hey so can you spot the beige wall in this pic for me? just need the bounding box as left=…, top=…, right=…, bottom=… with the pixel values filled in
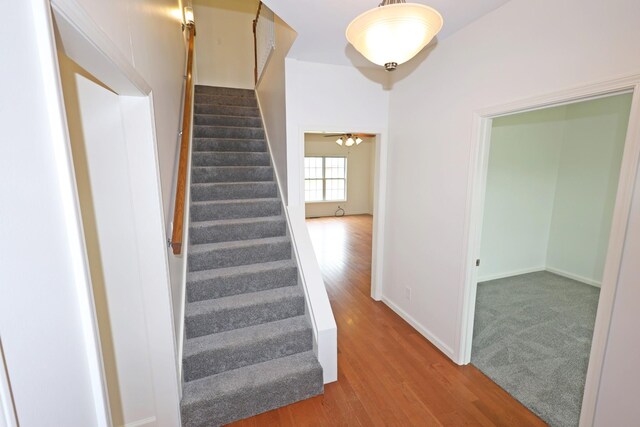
left=256, top=15, right=297, bottom=202
left=479, top=94, right=632, bottom=285
left=304, top=134, right=374, bottom=218
left=57, top=53, right=125, bottom=426
left=193, top=0, right=259, bottom=89
left=384, top=0, right=640, bottom=363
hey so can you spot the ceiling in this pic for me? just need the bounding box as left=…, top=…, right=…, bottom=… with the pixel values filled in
left=264, top=0, right=511, bottom=68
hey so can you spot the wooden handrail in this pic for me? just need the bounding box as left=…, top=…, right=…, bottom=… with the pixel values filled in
left=252, top=2, right=263, bottom=84
left=171, top=23, right=196, bottom=255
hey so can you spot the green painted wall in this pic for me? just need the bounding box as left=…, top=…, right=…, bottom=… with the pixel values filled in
left=479, top=93, right=632, bottom=285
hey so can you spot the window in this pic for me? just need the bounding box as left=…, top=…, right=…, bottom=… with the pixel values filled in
left=304, top=156, right=347, bottom=202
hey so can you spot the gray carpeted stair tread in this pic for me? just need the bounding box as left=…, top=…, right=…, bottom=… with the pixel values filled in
left=194, top=114, right=263, bottom=128
left=188, top=236, right=291, bottom=271
left=185, top=285, right=305, bottom=338
left=190, top=216, right=287, bottom=245
left=195, top=93, right=258, bottom=107
left=191, top=215, right=285, bottom=228
left=191, top=182, right=278, bottom=201
left=192, top=165, right=273, bottom=183
left=194, top=104, right=260, bottom=117
left=190, top=236, right=290, bottom=253
left=192, top=151, right=271, bottom=166
left=193, top=138, right=267, bottom=152
left=183, top=316, right=312, bottom=381
left=190, top=198, right=281, bottom=221
left=181, top=350, right=323, bottom=427
left=195, top=85, right=255, bottom=97
left=182, top=85, right=323, bottom=425
left=186, top=260, right=298, bottom=302
left=193, top=125, right=265, bottom=140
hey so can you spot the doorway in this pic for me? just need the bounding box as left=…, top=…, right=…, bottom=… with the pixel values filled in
left=460, top=84, right=640, bottom=427
left=303, top=132, right=377, bottom=295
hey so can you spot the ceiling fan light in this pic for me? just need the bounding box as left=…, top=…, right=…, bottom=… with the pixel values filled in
left=346, top=3, right=443, bottom=70
left=336, top=137, right=344, bottom=146
left=346, top=137, right=355, bottom=147
left=355, top=137, right=363, bottom=145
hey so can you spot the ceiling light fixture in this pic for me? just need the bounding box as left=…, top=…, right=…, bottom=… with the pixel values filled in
left=328, top=133, right=374, bottom=147
left=346, top=0, right=443, bottom=71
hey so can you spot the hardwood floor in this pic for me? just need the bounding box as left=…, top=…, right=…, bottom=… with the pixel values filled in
left=230, top=215, right=545, bottom=426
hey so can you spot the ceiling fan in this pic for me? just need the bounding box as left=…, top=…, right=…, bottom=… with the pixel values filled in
left=324, top=133, right=376, bottom=147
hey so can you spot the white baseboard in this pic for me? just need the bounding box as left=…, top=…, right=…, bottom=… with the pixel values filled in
left=381, top=296, right=455, bottom=361
left=124, top=416, right=156, bottom=427
left=478, top=266, right=545, bottom=283
left=545, top=267, right=601, bottom=288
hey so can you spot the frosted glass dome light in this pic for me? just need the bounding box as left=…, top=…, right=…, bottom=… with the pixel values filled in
left=346, top=0, right=443, bottom=71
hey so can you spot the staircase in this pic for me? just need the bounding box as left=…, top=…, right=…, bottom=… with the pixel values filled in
left=180, top=85, right=323, bottom=426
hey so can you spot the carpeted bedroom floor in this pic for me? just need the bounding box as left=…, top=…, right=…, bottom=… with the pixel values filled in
left=471, top=271, right=600, bottom=427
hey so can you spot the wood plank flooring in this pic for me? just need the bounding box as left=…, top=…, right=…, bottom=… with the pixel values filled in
left=230, top=215, right=545, bottom=426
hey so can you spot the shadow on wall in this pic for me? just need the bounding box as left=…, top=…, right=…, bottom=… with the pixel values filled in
left=57, top=52, right=124, bottom=427
left=344, top=38, right=440, bottom=90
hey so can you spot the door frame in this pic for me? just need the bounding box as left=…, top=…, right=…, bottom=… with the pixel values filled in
left=297, top=128, right=389, bottom=301
left=457, top=73, right=640, bottom=426
left=50, top=0, right=182, bottom=424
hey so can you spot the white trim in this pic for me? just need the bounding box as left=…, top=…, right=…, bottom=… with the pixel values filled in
left=382, top=297, right=455, bottom=360
left=51, top=0, right=151, bottom=96
left=476, top=266, right=602, bottom=287
left=175, top=63, right=195, bottom=391
left=298, top=127, right=388, bottom=301
left=0, top=340, right=17, bottom=427
left=124, top=416, right=156, bottom=427
left=580, top=83, right=640, bottom=427
left=51, top=1, right=183, bottom=422
left=477, top=266, right=546, bottom=283
left=255, top=95, right=338, bottom=384
left=456, top=74, right=640, bottom=427
left=38, top=2, right=111, bottom=425
left=545, top=267, right=602, bottom=288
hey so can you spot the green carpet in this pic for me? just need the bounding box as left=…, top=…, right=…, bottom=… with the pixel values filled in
left=472, top=271, right=600, bottom=427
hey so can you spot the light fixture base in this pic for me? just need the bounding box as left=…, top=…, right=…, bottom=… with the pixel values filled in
left=384, top=62, right=398, bottom=71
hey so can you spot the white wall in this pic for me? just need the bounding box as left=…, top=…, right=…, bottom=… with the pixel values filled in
left=59, top=59, right=161, bottom=425
left=58, top=55, right=133, bottom=426
left=256, top=16, right=297, bottom=203
left=52, top=0, right=189, bottom=345
left=193, top=0, right=258, bottom=89
left=0, top=1, right=108, bottom=424
left=285, top=60, right=390, bottom=210
left=478, top=95, right=631, bottom=284
left=384, top=0, right=640, bottom=364
left=304, top=134, right=374, bottom=218
left=479, top=107, right=565, bottom=280
left=546, top=94, right=632, bottom=284
left=593, top=144, right=640, bottom=424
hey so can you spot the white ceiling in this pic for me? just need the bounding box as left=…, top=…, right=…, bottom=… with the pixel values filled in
left=265, top=0, right=511, bottom=67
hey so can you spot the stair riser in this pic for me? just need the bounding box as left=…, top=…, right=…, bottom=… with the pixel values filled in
left=191, top=183, right=277, bottom=201
left=193, top=152, right=270, bottom=167
left=195, top=94, right=258, bottom=107
left=188, top=240, right=291, bottom=272
left=192, top=167, right=273, bottom=183
left=190, top=220, right=286, bottom=245
left=191, top=201, right=281, bottom=222
left=194, top=115, right=263, bottom=128
left=183, top=328, right=313, bottom=382
left=194, top=126, right=265, bottom=140
left=194, top=104, right=260, bottom=117
left=193, top=138, right=266, bottom=153
left=181, top=364, right=323, bottom=427
left=185, top=294, right=304, bottom=338
left=195, top=86, right=255, bottom=98
left=187, top=265, right=298, bottom=302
